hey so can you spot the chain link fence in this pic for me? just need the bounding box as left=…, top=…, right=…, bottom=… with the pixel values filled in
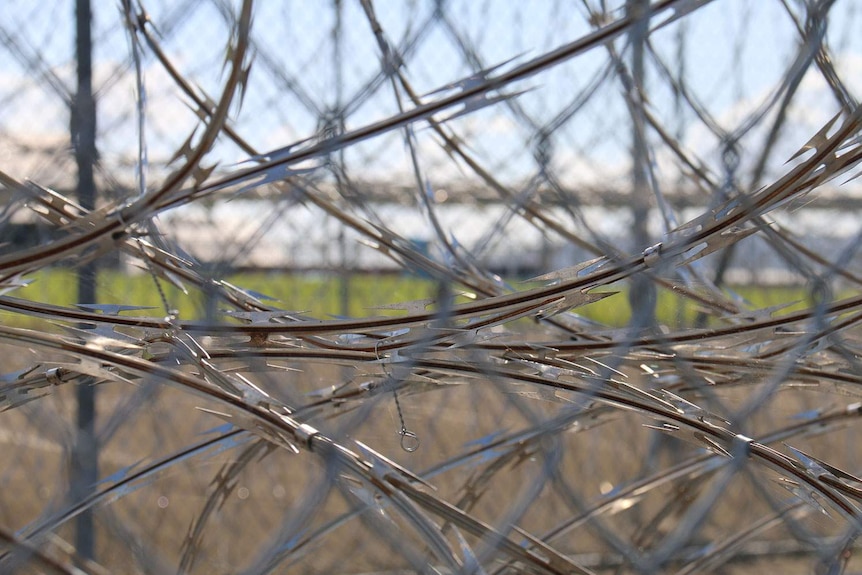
left=2, top=1, right=862, bottom=573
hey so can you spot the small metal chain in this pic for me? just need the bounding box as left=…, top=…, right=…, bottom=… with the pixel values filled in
left=376, top=340, right=420, bottom=452
left=392, top=389, right=419, bottom=452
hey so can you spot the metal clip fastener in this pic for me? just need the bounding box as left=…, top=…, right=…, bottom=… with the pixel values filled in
left=295, top=423, right=320, bottom=449
left=643, top=242, right=662, bottom=267
left=45, top=368, right=63, bottom=386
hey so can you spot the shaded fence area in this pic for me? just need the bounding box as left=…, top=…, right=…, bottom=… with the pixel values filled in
left=2, top=1, right=862, bottom=573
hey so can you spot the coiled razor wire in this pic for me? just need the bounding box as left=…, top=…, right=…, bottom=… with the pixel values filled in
left=0, top=1, right=861, bottom=573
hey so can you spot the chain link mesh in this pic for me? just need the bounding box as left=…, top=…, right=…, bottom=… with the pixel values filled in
left=1, top=1, right=862, bottom=573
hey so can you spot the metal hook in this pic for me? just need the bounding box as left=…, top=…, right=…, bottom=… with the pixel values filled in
left=399, top=426, right=420, bottom=452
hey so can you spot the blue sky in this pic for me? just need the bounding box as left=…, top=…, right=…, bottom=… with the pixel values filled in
left=0, top=0, right=860, bottom=194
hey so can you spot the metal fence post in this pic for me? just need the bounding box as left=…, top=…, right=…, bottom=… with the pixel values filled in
left=72, top=0, right=98, bottom=562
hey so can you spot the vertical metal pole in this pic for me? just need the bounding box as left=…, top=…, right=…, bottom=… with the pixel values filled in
left=628, top=0, right=649, bottom=250
left=333, top=0, right=350, bottom=319
left=72, top=0, right=98, bottom=562
left=626, top=0, right=656, bottom=328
